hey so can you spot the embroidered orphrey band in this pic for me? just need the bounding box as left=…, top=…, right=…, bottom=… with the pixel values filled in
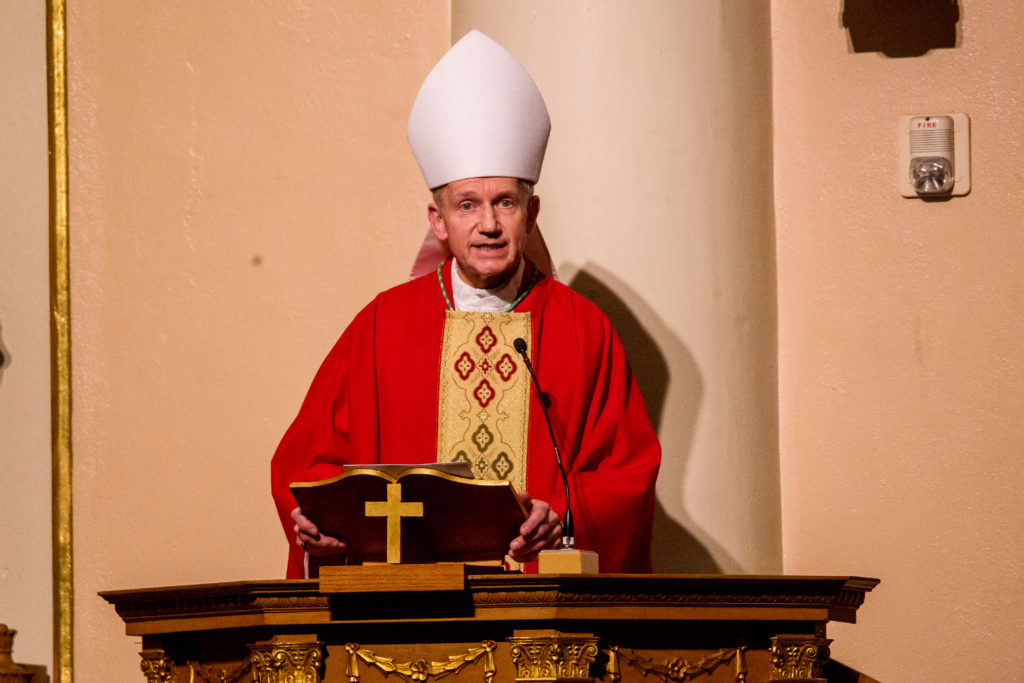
left=436, top=311, right=531, bottom=493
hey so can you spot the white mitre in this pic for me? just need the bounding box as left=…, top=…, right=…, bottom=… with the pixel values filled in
left=407, top=30, right=555, bottom=279
left=407, top=30, right=550, bottom=189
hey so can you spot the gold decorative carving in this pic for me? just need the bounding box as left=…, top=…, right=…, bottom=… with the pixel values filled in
left=768, top=636, right=831, bottom=682
left=0, top=625, right=32, bottom=682
left=605, top=645, right=747, bottom=683
left=508, top=634, right=599, bottom=682
left=140, top=649, right=174, bottom=683
left=344, top=641, right=496, bottom=683
left=188, top=659, right=252, bottom=683
left=250, top=642, right=324, bottom=683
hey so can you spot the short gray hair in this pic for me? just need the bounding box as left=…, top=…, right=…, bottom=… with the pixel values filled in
left=432, top=179, right=535, bottom=208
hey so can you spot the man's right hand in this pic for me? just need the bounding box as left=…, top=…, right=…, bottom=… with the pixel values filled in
left=291, top=507, right=346, bottom=556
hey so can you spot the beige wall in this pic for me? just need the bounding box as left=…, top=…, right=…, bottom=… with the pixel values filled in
left=67, top=2, right=448, bottom=678
left=67, top=1, right=777, bottom=676
left=66, top=2, right=781, bottom=675
left=54, top=0, right=1024, bottom=680
left=773, top=1, right=1024, bottom=680
left=453, top=0, right=780, bottom=575
left=0, top=0, right=53, bottom=671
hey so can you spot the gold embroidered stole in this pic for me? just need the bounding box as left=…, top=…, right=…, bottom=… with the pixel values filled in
left=436, top=311, right=531, bottom=491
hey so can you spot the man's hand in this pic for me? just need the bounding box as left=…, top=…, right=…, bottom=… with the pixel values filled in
left=291, top=507, right=346, bottom=556
left=508, top=492, right=563, bottom=563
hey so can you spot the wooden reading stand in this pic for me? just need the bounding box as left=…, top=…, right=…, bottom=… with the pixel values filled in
left=290, top=464, right=528, bottom=571
left=102, top=468, right=880, bottom=682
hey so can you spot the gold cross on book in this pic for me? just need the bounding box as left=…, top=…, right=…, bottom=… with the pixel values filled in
left=364, top=483, right=424, bottom=563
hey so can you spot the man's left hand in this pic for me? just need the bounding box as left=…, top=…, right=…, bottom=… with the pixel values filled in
left=508, top=492, right=562, bottom=563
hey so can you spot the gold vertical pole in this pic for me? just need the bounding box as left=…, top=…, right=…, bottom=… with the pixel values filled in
left=47, top=0, right=73, bottom=681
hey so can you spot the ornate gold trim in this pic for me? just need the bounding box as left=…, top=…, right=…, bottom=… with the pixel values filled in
left=344, top=641, right=496, bottom=683
left=47, top=1, right=73, bottom=682
left=140, top=649, right=174, bottom=683
left=768, top=636, right=831, bottom=682
left=436, top=311, right=531, bottom=490
left=508, top=634, right=598, bottom=682
left=250, top=641, right=324, bottom=683
left=605, top=645, right=747, bottom=683
left=188, top=659, right=252, bottom=683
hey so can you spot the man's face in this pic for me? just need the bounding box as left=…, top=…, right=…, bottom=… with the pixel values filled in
left=428, top=177, right=540, bottom=290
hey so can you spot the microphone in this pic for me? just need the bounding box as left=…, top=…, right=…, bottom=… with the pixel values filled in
left=513, top=337, right=575, bottom=549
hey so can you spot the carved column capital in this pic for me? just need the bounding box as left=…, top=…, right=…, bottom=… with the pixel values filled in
left=139, top=648, right=174, bottom=683
left=0, top=624, right=32, bottom=682
left=508, top=631, right=599, bottom=683
left=249, top=641, right=324, bottom=683
left=768, top=635, right=832, bottom=682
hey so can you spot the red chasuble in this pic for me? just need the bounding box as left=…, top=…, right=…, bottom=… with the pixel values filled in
left=271, top=260, right=661, bottom=578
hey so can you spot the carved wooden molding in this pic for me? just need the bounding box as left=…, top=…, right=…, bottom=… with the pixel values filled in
left=139, top=649, right=174, bottom=683
left=102, top=576, right=878, bottom=628
left=188, top=659, right=252, bottom=683
left=768, top=635, right=831, bottom=682
left=105, top=581, right=330, bottom=623
left=250, top=641, right=324, bottom=683
left=476, top=590, right=859, bottom=606
left=605, top=645, right=747, bottom=683
left=343, top=641, right=496, bottom=683
left=471, top=582, right=875, bottom=617
left=508, top=633, right=599, bottom=682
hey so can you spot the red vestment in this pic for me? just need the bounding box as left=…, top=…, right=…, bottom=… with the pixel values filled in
left=271, top=261, right=661, bottom=578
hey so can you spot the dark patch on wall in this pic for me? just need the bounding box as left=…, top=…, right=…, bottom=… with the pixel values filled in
left=843, top=0, right=959, bottom=57
left=0, top=322, right=9, bottom=387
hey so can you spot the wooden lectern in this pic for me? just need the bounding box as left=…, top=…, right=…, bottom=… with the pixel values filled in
left=102, top=571, right=878, bottom=683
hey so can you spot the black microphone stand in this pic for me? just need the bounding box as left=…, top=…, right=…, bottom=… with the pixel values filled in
left=513, top=337, right=574, bottom=548
left=513, top=338, right=599, bottom=573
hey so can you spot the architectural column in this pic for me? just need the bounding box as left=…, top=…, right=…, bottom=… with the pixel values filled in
left=452, top=1, right=779, bottom=573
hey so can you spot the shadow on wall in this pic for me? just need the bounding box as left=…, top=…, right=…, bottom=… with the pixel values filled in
left=567, top=265, right=724, bottom=574
left=843, top=0, right=960, bottom=57
left=0, top=322, right=9, bottom=387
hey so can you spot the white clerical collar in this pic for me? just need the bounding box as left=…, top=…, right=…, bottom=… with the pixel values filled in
left=451, top=259, right=524, bottom=312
